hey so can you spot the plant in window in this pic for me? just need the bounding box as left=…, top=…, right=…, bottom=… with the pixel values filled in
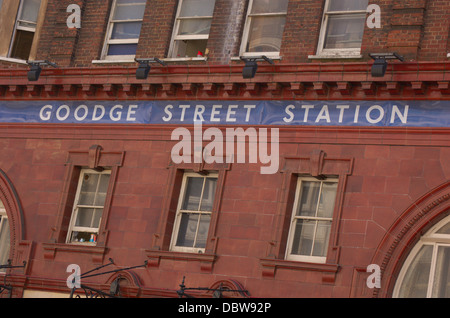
left=66, top=169, right=111, bottom=245
left=169, top=0, right=216, bottom=58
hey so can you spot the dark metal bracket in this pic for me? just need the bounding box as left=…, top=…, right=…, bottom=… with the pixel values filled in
left=0, top=260, right=27, bottom=298
left=177, top=276, right=250, bottom=298
left=69, top=258, right=148, bottom=298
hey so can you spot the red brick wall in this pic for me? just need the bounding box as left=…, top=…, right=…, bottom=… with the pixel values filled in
left=2, top=0, right=443, bottom=68
left=0, top=123, right=448, bottom=297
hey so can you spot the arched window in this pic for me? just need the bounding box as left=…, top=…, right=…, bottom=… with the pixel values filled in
left=394, top=214, right=450, bottom=298
left=0, top=199, right=10, bottom=272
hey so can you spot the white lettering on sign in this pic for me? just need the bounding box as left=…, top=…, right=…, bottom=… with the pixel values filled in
left=39, top=104, right=138, bottom=122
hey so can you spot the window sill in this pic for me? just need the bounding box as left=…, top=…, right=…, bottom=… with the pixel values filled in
left=92, top=59, right=136, bottom=64
left=260, top=258, right=339, bottom=283
left=145, top=249, right=216, bottom=272
left=163, top=57, right=207, bottom=62
left=42, top=242, right=107, bottom=264
left=308, top=53, right=363, bottom=60
left=231, top=55, right=282, bottom=62
left=0, top=56, right=29, bottom=65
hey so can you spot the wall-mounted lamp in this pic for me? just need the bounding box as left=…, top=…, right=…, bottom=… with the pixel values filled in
left=27, top=60, right=58, bottom=81
left=135, top=58, right=167, bottom=80
left=240, top=55, right=274, bottom=79
left=369, top=53, right=404, bottom=77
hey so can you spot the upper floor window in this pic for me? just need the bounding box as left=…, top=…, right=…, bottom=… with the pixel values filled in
left=168, top=0, right=216, bottom=59
left=394, top=215, right=450, bottom=298
left=240, top=0, right=289, bottom=57
left=0, top=0, right=42, bottom=61
left=316, top=0, right=368, bottom=57
left=285, top=177, right=338, bottom=263
left=102, top=0, right=146, bottom=60
left=66, top=169, right=111, bottom=245
left=0, top=200, right=10, bottom=272
left=170, top=172, right=218, bottom=253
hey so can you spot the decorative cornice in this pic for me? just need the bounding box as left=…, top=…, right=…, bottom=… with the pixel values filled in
left=0, top=62, right=447, bottom=100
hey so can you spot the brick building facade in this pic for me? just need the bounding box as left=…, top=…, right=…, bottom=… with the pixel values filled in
left=0, top=0, right=449, bottom=298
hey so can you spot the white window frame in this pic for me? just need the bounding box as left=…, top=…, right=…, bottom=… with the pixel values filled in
left=393, top=215, right=450, bottom=298
left=285, top=177, right=338, bottom=264
left=0, top=204, right=10, bottom=272
left=170, top=171, right=218, bottom=254
left=239, top=0, right=288, bottom=58
left=100, top=0, right=145, bottom=61
left=167, top=0, right=214, bottom=60
left=8, top=0, right=41, bottom=60
left=314, top=0, right=367, bottom=58
left=66, top=169, right=111, bottom=245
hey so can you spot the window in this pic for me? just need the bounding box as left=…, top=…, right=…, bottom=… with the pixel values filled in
left=168, top=0, right=215, bottom=59
left=285, top=177, right=338, bottom=263
left=102, top=0, right=146, bottom=60
left=0, top=200, right=10, bottom=272
left=394, top=215, right=450, bottom=298
left=8, top=0, right=42, bottom=60
left=316, top=0, right=368, bottom=57
left=170, top=172, right=218, bottom=253
left=66, top=169, right=111, bottom=245
left=240, top=0, right=288, bottom=57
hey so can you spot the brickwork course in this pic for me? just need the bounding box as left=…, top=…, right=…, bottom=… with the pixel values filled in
left=0, top=0, right=449, bottom=299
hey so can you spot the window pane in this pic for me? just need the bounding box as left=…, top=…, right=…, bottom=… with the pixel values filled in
left=75, top=208, right=95, bottom=227
left=182, top=177, right=204, bottom=211
left=200, top=178, right=217, bottom=211
left=323, top=15, right=365, bottom=49
left=111, top=21, right=142, bottom=39
left=79, top=173, right=99, bottom=206
left=297, top=181, right=320, bottom=217
left=172, top=39, right=208, bottom=58
left=251, top=0, right=289, bottom=14
left=312, top=221, right=331, bottom=257
left=398, top=245, right=433, bottom=298
left=179, top=0, right=215, bottom=17
left=328, top=0, right=368, bottom=11
left=19, top=0, right=41, bottom=23
left=10, top=30, right=34, bottom=60
left=194, top=214, right=211, bottom=248
left=317, top=182, right=337, bottom=218
left=94, top=174, right=110, bottom=206
left=176, top=213, right=199, bottom=247
left=75, top=208, right=103, bottom=228
left=290, top=219, right=315, bottom=256
left=0, top=216, right=10, bottom=270
left=113, top=3, right=145, bottom=20
left=246, top=15, right=285, bottom=53
left=431, top=246, right=450, bottom=298
left=436, top=222, right=450, bottom=234
left=178, top=18, right=212, bottom=36
left=108, top=43, right=138, bottom=55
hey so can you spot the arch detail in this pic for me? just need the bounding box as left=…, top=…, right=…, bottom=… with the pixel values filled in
left=371, top=180, right=450, bottom=297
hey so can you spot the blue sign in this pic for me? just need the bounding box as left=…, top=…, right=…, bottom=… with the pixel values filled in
left=0, top=100, right=448, bottom=127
